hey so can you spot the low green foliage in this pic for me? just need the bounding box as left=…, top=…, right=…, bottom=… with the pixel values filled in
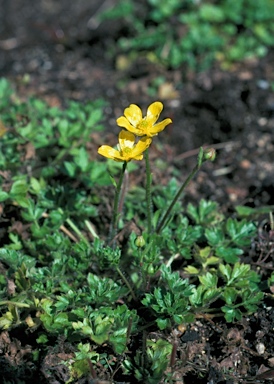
left=99, top=0, right=274, bottom=71
left=123, top=338, right=173, bottom=384
left=0, top=79, right=270, bottom=382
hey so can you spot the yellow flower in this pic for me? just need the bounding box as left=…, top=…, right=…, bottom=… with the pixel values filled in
left=116, top=101, right=172, bottom=137
left=98, top=130, right=152, bottom=162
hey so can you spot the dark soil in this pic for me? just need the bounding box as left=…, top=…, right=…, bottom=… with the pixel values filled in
left=1, top=1, right=274, bottom=383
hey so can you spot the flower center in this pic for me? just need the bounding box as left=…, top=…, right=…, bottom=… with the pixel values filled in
left=137, top=119, right=149, bottom=133
left=122, top=147, right=132, bottom=155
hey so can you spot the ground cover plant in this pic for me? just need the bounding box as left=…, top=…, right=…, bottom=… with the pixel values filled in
left=100, top=0, right=274, bottom=71
left=1, top=78, right=274, bottom=383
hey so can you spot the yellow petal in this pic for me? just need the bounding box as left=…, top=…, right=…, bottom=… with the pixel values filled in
left=116, top=116, right=140, bottom=135
left=98, top=145, right=124, bottom=162
left=124, top=104, right=143, bottom=127
left=118, top=130, right=135, bottom=150
left=149, top=118, right=172, bottom=135
left=133, top=154, right=143, bottom=160
left=147, top=102, right=163, bottom=124
left=131, top=136, right=152, bottom=158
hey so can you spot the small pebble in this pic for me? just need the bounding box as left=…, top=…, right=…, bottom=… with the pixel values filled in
left=257, top=79, right=269, bottom=90
left=256, top=342, right=265, bottom=355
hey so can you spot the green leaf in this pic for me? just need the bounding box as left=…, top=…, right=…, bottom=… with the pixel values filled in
left=73, top=147, right=89, bottom=172
left=0, top=190, right=9, bottom=202
left=203, top=288, right=220, bottom=303
left=0, top=311, right=14, bottom=330
left=219, top=262, right=254, bottom=287
left=184, top=265, right=200, bottom=274
left=219, top=264, right=232, bottom=282
left=243, top=291, right=263, bottom=312
left=199, top=4, right=225, bottom=22
left=0, top=249, right=36, bottom=270
left=235, top=205, right=274, bottom=218
left=187, top=199, right=221, bottom=225
left=221, top=306, right=242, bottom=322
left=55, top=295, right=70, bottom=311
left=10, top=179, right=28, bottom=196
left=91, top=332, right=109, bottom=345
left=198, top=246, right=211, bottom=260
left=86, top=273, right=127, bottom=304
left=40, top=299, right=54, bottom=315
left=230, top=263, right=250, bottom=282
left=199, top=272, right=218, bottom=288
left=30, top=177, right=43, bottom=194
left=87, top=108, right=103, bottom=128
left=36, top=334, right=49, bottom=344
left=64, top=161, right=76, bottom=177
left=160, top=265, right=193, bottom=296
left=226, top=218, right=256, bottom=246
left=156, top=318, right=170, bottom=331
left=222, top=287, right=237, bottom=305
left=109, top=330, right=127, bottom=354
left=0, top=78, right=13, bottom=101
left=216, top=246, right=243, bottom=263
left=186, top=203, right=199, bottom=223
left=54, top=312, right=69, bottom=326
left=205, top=227, right=224, bottom=246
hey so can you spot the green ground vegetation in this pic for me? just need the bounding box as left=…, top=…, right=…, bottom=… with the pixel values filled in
left=99, top=0, right=274, bottom=71
left=0, top=78, right=273, bottom=382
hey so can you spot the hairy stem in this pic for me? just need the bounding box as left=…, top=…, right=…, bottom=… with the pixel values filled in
left=108, top=161, right=127, bottom=245
left=116, top=266, right=137, bottom=301
left=156, top=162, right=201, bottom=234
left=145, top=149, right=153, bottom=234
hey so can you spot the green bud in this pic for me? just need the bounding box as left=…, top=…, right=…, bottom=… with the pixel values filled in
left=203, top=148, right=216, bottom=162
left=146, top=264, right=155, bottom=275
left=135, top=235, right=146, bottom=248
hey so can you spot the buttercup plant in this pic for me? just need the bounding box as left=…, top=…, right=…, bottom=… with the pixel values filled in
left=98, top=101, right=215, bottom=248
left=0, top=83, right=266, bottom=382
left=118, top=101, right=172, bottom=234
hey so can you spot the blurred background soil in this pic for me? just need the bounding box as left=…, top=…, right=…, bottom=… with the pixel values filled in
left=0, top=0, right=274, bottom=211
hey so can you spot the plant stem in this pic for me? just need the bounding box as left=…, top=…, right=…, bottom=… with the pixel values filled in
left=108, top=161, right=127, bottom=245
left=0, top=301, right=31, bottom=308
left=66, top=217, right=89, bottom=244
left=138, top=247, right=147, bottom=291
left=156, top=162, right=201, bottom=234
left=145, top=149, right=153, bottom=234
left=116, top=266, right=137, bottom=301
left=84, top=220, right=99, bottom=239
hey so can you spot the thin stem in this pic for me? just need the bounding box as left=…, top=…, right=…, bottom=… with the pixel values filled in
left=84, top=220, right=99, bottom=239
left=0, top=301, right=31, bottom=308
left=138, top=247, right=147, bottom=291
left=156, top=162, right=201, bottom=234
left=108, top=161, right=127, bottom=245
left=66, top=217, right=89, bottom=244
left=116, top=266, right=137, bottom=301
left=141, top=330, right=147, bottom=371
left=145, top=149, right=153, bottom=234
left=118, top=169, right=128, bottom=216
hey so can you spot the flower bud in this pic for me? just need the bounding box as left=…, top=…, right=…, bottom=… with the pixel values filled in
left=203, top=148, right=216, bottom=162
left=146, top=264, right=155, bottom=275
left=135, top=235, right=146, bottom=248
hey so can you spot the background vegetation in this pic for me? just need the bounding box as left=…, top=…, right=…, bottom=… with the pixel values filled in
left=100, top=0, right=274, bottom=71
